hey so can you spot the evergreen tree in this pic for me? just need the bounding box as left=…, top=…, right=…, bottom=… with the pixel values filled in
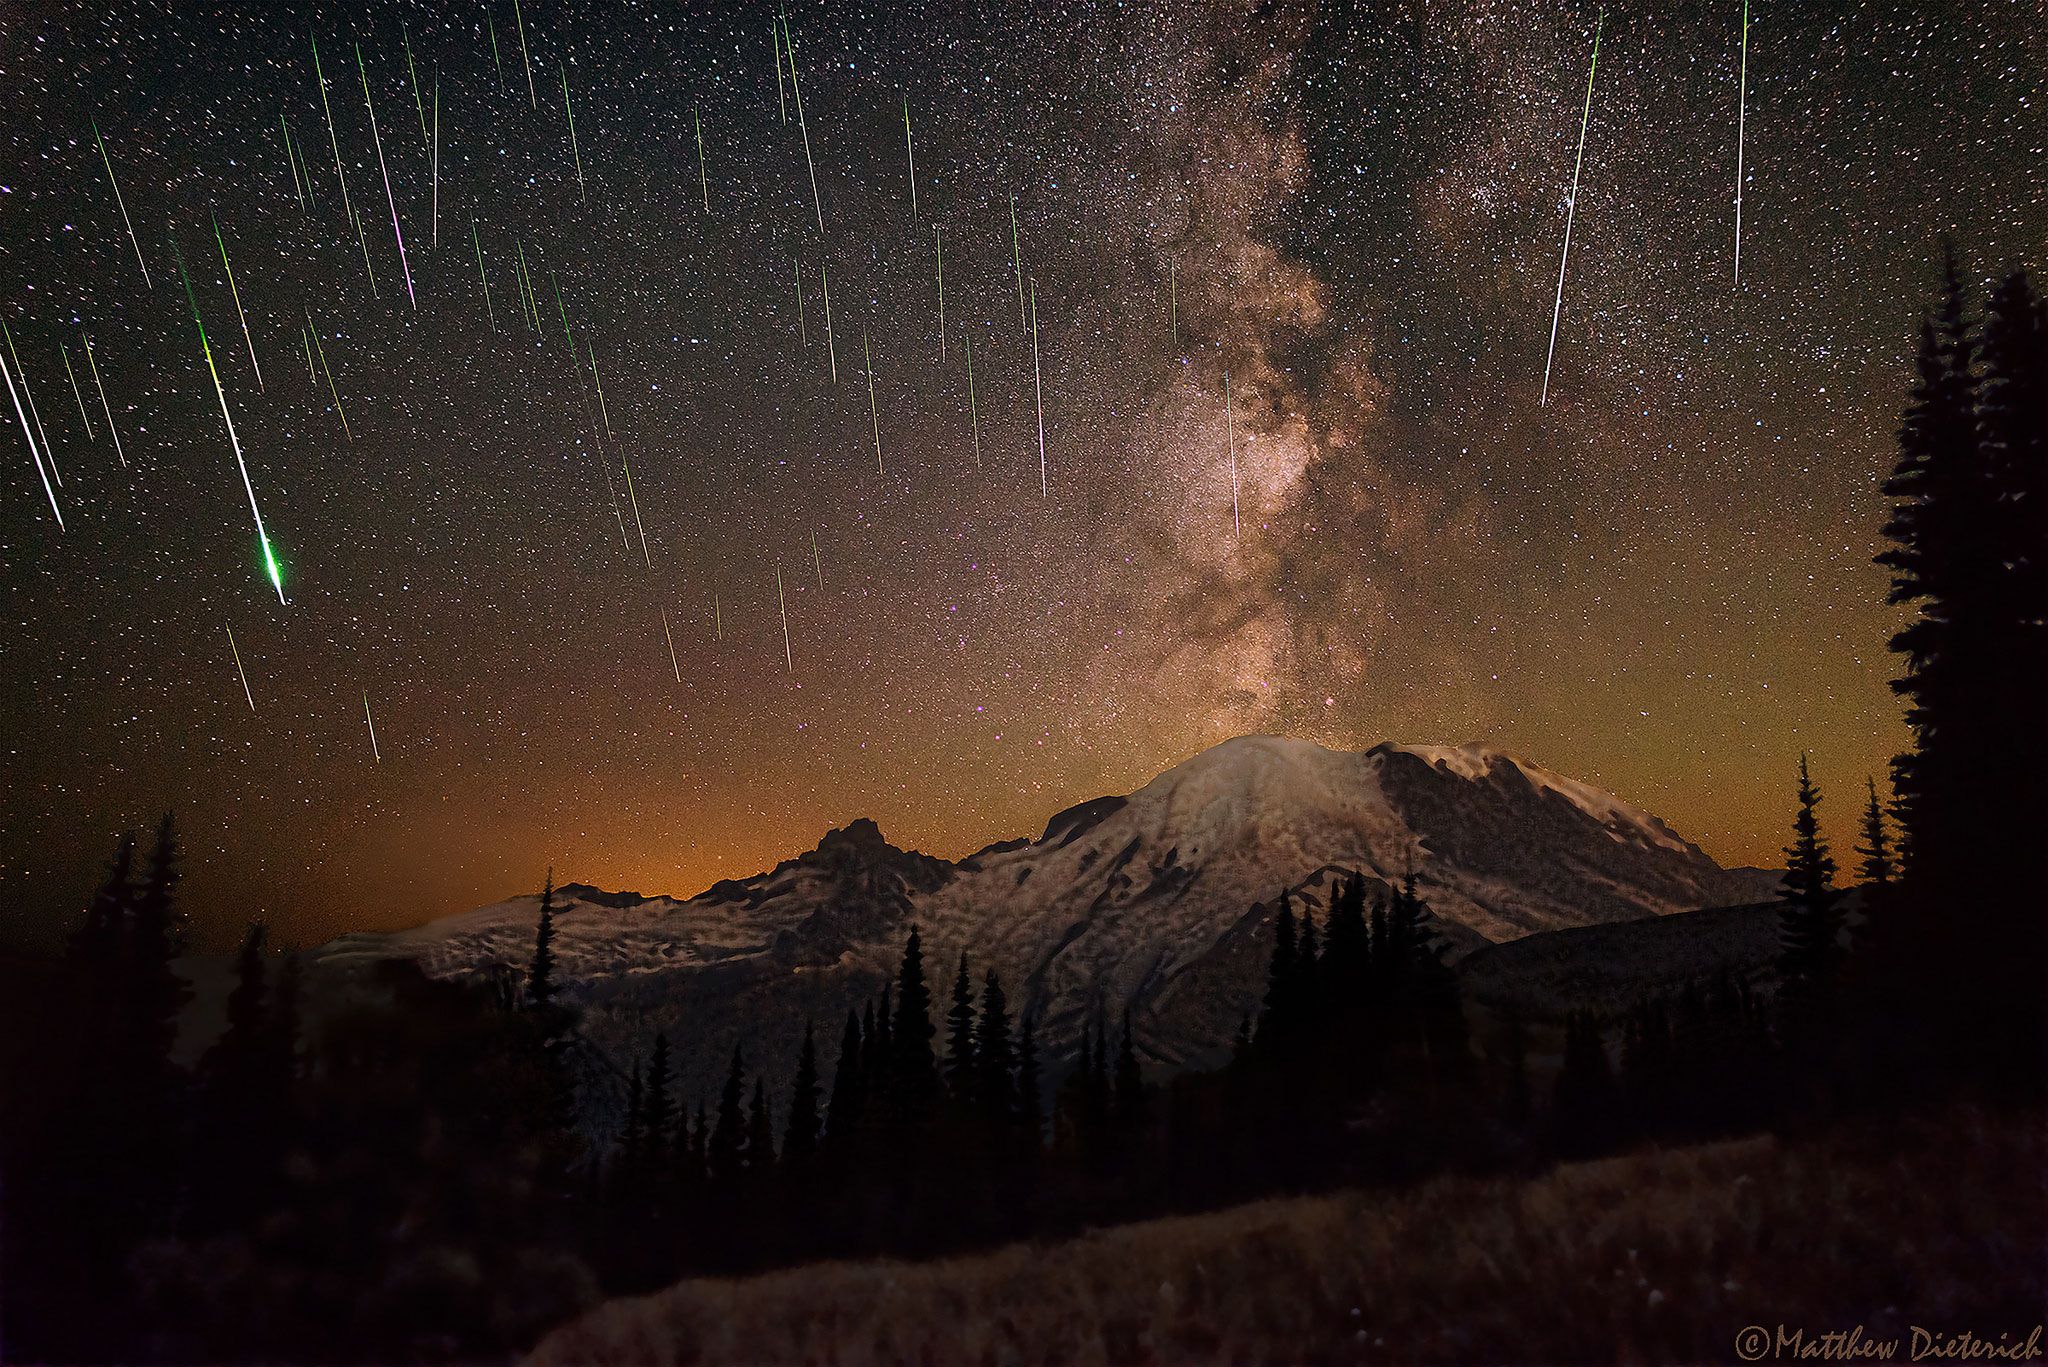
left=745, top=1078, right=776, bottom=1173
left=783, top=1021, right=821, bottom=1165
left=975, top=970, right=1015, bottom=1127
left=708, top=1045, right=747, bottom=1180
left=1296, top=909, right=1321, bottom=997
left=68, top=832, right=134, bottom=970
left=825, top=1008, right=864, bottom=1143
left=126, top=813, right=189, bottom=1083
left=528, top=867, right=558, bottom=1008
left=889, top=929, right=939, bottom=1114
left=944, top=950, right=976, bottom=1098
left=1778, top=755, right=1844, bottom=990
left=1855, top=776, right=1895, bottom=887
left=1257, top=890, right=1298, bottom=1049
left=619, top=1061, right=647, bottom=1183
left=1321, top=873, right=1369, bottom=999
left=643, top=1033, right=674, bottom=1153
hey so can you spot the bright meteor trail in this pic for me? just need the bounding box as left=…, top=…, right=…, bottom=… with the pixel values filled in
left=1540, top=10, right=1603, bottom=407
left=1734, top=0, right=1751, bottom=285
left=225, top=623, right=255, bottom=712
left=91, top=118, right=151, bottom=289
left=212, top=212, right=263, bottom=393
left=356, top=43, right=417, bottom=309
left=174, top=238, right=286, bottom=604
left=1, top=347, right=61, bottom=530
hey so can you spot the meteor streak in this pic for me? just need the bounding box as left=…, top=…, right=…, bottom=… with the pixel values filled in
left=810, top=529, right=823, bottom=590
left=3, top=324, right=56, bottom=484
left=1733, top=0, right=1750, bottom=285
left=589, top=344, right=614, bottom=436
left=281, top=115, right=306, bottom=209
left=775, top=567, right=794, bottom=671
left=432, top=75, right=440, bottom=246
left=1010, top=195, right=1026, bottom=327
left=784, top=19, right=825, bottom=234
left=694, top=106, right=709, bottom=212
left=563, top=68, right=586, bottom=202
left=311, top=37, right=366, bottom=285
left=662, top=607, right=682, bottom=681
left=82, top=333, right=124, bottom=466
left=472, top=222, right=494, bottom=326
left=821, top=264, right=836, bottom=381
left=1, top=346, right=61, bottom=528
left=363, top=691, right=381, bottom=762
left=175, top=239, right=286, bottom=603
left=772, top=23, right=788, bottom=124
left=513, top=0, right=537, bottom=108
left=933, top=226, right=944, bottom=360
left=212, top=211, right=263, bottom=393
left=306, top=310, right=351, bottom=440
left=91, top=118, right=151, bottom=288
left=622, top=449, right=650, bottom=567
left=903, top=96, right=919, bottom=220
left=1169, top=261, right=1178, bottom=348
left=403, top=25, right=428, bottom=142
left=794, top=257, right=806, bottom=345
left=863, top=324, right=882, bottom=474
left=61, top=344, right=95, bottom=441
left=225, top=623, right=255, bottom=711
left=965, top=334, right=980, bottom=468
left=356, top=43, right=417, bottom=308
left=1030, top=278, right=1046, bottom=495
left=1540, top=10, right=1602, bottom=407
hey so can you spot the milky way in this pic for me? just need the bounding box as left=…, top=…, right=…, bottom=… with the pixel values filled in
left=1, top=0, right=2041, bottom=949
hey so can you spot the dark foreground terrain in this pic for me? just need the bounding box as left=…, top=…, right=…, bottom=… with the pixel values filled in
left=531, top=1104, right=2045, bottom=1366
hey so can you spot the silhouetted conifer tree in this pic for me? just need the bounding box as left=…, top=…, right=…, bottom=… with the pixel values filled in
left=644, top=1033, right=674, bottom=1153
left=746, top=1078, right=775, bottom=1173
left=889, top=929, right=939, bottom=1117
left=975, top=970, right=1014, bottom=1128
left=708, top=1046, right=746, bottom=1181
left=528, top=867, right=558, bottom=1007
left=783, top=1021, right=821, bottom=1165
left=944, top=950, right=976, bottom=1097
left=1855, top=776, right=1894, bottom=887
left=1778, top=755, right=1843, bottom=991
left=825, top=1009, right=864, bottom=1143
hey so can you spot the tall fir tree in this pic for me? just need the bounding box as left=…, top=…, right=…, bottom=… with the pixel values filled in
left=1113, top=1011, right=1145, bottom=1131
left=944, top=950, right=976, bottom=1098
left=528, top=867, right=558, bottom=1007
left=1257, top=889, right=1298, bottom=1049
left=782, top=1021, right=821, bottom=1165
left=708, top=1045, right=747, bottom=1181
left=1778, top=755, right=1844, bottom=990
left=825, top=1008, right=864, bottom=1144
left=889, top=929, right=939, bottom=1115
left=1855, top=776, right=1895, bottom=887
left=974, top=970, right=1015, bottom=1127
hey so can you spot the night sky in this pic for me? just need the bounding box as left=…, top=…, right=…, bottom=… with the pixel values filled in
left=1, top=0, right=2041, bottom=951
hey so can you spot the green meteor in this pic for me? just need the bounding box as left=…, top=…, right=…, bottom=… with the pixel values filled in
left=174, top=236, right=286, bottom=603
left=562, top=67, right=586, bottom=202
left=1540, top=10, right=1602, bottom=408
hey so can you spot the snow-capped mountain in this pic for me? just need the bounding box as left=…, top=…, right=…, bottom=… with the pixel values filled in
left=314, top=737, right=1760, bottom=1105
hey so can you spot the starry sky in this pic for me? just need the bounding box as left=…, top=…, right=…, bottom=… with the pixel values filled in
left=1, top=0, right=2041, bottom=952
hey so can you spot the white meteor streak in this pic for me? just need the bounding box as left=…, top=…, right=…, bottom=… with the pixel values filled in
left=1733, top=0, right=1750, bottom=285
left=225, top=624, right=255, bottom=711
left=661, top=607, right=682, bottom=681
left=1540, top=11, right=1602, bottom=408
left=810, top=529, right=823, bottom=590
left=92, top=118, right=151, bottom=289
left=1, top=347, right=61, bottom=528
left=213, top=212, right=263, bottom=393
left=776, top=567, right=794, bottom=671
left=82, top=333, right=124, bottom=466
left=62, top=344, right=95, bottom=440
left=785, top=19, right=825, bottom=234
left=864, top=324, right=882, bottom=474
left=1030, top=278, right=1047, bottom=496
left=3, top=324, right=56, bottom=485
left=357, top=44, right=417, bottom=309
left=363, top=691, right=381, bottom=762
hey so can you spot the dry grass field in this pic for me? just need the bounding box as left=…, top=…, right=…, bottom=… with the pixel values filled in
left=530, top=1104, right=2045, bottom=1365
